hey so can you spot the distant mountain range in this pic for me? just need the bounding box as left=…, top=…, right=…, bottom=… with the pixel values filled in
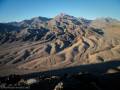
left=0, top=13, right=120, bottom=76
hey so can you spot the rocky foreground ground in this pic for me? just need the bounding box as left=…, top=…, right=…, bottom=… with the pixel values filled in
left=0, top=60, right=120, bottom=90
left=0, top=71, right=120, bottom=90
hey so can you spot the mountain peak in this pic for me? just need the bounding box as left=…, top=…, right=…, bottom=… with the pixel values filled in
left=95, top=17, right=119, bottom=23
left=31, top=16, right=50, bottom=22
left=58, top=13, right=68, bottom=16
left=52, top=13, right=79, bottom=25
left=55, top=13, right=75, bottom=19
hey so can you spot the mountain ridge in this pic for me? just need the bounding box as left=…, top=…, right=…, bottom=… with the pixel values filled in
left=0, top=13, right=120, bottom=75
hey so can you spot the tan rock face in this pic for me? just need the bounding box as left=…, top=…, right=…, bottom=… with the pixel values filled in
left=0, top=14, right=120, bottom=74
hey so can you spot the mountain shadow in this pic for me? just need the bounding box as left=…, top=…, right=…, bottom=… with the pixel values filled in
left=22, top=60, right=120, bottom=78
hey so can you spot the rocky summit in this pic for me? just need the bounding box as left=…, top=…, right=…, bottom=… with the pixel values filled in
left=0, top=13, right=120, bottom=75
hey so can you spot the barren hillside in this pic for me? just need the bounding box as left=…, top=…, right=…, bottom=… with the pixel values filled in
left=0, top=14, right=120, bottom=75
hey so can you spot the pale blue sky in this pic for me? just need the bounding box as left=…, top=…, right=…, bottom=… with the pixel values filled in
left=0, top=0, right=120, bottom=22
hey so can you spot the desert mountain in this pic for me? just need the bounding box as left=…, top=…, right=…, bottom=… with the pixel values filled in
left=0, top=13, right=120, bottom=75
